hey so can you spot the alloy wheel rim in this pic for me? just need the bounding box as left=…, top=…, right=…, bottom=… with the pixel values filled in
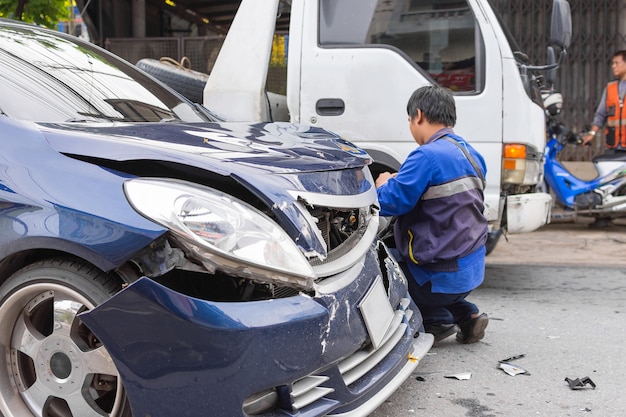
left=1, top=282, right=124, bottom=417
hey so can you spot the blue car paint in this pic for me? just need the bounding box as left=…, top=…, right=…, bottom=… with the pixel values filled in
left=0, top=114, right=430, bottom=417
left=40, top=122, right=370, bottom=174
left=0, top=117, right=166, bottom=271
left=37, top=121, right=373, bottom=257
left=0, top=21, right=431, bottom=417
left=81, top=244, right=423, bottom=417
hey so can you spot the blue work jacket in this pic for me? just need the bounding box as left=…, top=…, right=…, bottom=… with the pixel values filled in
left=377, top=127, right=488, bottom=293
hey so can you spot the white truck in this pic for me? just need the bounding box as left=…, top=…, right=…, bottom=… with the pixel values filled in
left=203, top=0, right=572, bottom=253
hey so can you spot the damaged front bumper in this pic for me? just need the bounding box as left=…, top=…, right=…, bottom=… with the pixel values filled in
left=80, top=243, right=433, bottom=417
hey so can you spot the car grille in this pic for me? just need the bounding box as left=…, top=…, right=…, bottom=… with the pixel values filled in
left=289, top=297, right=413, bottom=411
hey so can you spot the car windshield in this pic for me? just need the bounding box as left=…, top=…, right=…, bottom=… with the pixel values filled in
left=0, top=23, right=213, bottom=123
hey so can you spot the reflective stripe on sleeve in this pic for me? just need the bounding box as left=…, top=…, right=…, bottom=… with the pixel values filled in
left=422, top=176, right=483, bottom=200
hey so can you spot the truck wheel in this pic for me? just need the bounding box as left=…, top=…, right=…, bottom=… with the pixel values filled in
left=485, top=230, right=502, bottom=255
left=0, top=258, right=132, bottom=417
left=136, top=58, right=208, bottom=104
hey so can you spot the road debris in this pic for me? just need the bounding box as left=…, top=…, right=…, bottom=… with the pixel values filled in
left=444, top=372, right=472, bottom=380
left=565, top=376, right=596, bottom=390
left=498, top=354, right=525, bottom=363
left=498, top=362, right=530, bottom=376
left=498, top=354, right=530, bottom=376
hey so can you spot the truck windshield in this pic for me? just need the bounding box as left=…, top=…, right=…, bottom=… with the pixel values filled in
left=319, top=0, right=485, bottom=93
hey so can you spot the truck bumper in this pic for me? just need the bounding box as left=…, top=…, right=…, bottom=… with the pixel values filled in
left=506, top=192, right=552, bottom=233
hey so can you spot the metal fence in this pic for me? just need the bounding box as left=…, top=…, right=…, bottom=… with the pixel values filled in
left=105, top=36, right=225, bottom=73
left=106, top=0, right=626, bottom=160
left=105, top=35, right=288, bottom=95
left=492, top=0, right=626, bottom=160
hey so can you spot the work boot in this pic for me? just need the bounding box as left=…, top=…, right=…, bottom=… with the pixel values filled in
left=425, top=323, right=458, bottom=343
left=456, top=313, right=489, bottom=344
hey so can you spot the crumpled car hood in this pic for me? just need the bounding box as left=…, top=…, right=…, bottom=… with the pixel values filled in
left=39, top=121, right=371, bottom=173
left=38, top=121, right=376, bottom=257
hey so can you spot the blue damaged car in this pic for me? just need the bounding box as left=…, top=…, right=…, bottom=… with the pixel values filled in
left=0, top=19, right=433, bottom=417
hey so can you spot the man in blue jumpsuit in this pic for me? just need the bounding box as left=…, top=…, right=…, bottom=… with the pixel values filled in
left=376, top=85, right=489, bottom=344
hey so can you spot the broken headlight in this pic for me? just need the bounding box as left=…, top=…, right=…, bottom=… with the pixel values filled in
left=124, top=178, right=316, bottom=289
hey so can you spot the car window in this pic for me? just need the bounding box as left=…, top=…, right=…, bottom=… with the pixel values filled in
left=319, top=0, right=485, bottom=93
left=0, top=25, right=212, bottom=123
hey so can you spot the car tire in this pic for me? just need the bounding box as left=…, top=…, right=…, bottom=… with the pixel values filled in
left=136, top=58, right=208, bottom=104
left=0, top=258, right=132, bottom=417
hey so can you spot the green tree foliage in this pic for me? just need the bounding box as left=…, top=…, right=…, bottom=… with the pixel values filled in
left=0, top=0, right=70, bottom=29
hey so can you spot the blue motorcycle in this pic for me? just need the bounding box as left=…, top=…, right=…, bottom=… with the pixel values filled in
left=543, top=92, right=626, bottom=222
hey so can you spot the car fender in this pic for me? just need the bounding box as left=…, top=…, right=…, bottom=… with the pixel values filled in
left=0, top=118, right=166, bottom=270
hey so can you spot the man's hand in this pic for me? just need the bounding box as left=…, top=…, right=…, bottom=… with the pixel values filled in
left=582, top=128, right=597, bottom=146
left=582, top=133, right=595, bottom=145
left=376, top=172, right=397, bottom=188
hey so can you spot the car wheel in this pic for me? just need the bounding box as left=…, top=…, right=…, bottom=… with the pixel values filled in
left=0, top=258, right=132, bottom=417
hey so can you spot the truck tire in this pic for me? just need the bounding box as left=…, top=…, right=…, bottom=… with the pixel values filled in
left=485, top=229, right=502, bottom=255
left=136, top=58, right=209, bottom=104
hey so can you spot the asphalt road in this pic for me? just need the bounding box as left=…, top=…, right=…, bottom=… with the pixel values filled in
left=370, top=222, right=626, bottom=417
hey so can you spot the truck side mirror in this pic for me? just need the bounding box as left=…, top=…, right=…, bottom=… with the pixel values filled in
left=550, top=0, right=572, bottom=49
left=546, top=46, right=556, bottom=86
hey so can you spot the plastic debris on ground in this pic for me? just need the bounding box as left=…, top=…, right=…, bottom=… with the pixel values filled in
left=498, top=354, right=530, bottom=376
left=444, top=372, right=472, bottom=380
left=499, top=354, right=525, bottom=363
left=498, top=362, right=530, bottom=376
left=565, top=376, right=596, bottom=390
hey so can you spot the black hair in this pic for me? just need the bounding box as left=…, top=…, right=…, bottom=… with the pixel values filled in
left=613, top=50, right=626, bottom=62
left=406, top=85, right=456, bottom=127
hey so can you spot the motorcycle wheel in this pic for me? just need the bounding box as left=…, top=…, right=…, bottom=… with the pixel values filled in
left=0, top=258, right=132, bottom=417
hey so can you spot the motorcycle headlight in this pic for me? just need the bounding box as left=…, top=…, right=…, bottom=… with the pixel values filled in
left=124, top=178, right=316, bottom=289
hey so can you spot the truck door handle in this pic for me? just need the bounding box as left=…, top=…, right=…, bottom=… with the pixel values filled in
left=316, top=98, right=345, bottom=116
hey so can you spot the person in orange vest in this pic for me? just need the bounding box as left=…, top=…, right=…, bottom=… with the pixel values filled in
left=582, top=50, right=626, bottom=152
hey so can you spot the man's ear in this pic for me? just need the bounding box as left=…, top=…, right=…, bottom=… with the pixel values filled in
left=415, top=109, right=423, bottom=123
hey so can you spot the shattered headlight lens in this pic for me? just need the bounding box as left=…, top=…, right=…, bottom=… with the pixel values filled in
left=124, top=178, right=315, bottom=286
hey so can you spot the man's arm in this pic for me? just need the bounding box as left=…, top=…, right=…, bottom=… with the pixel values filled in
left=376, top=150, right=432, bottom=217
left=583, top=86, right=608, bottom=145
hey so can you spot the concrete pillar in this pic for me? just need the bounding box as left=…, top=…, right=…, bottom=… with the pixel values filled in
left=132, top=0, right=146, bottom=37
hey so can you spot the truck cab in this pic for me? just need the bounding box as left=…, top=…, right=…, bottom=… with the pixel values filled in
left=204, top=0, right=572, bottom=252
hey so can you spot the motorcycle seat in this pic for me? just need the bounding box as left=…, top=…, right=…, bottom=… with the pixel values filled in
left=592, top=151, right=626, bottom=163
